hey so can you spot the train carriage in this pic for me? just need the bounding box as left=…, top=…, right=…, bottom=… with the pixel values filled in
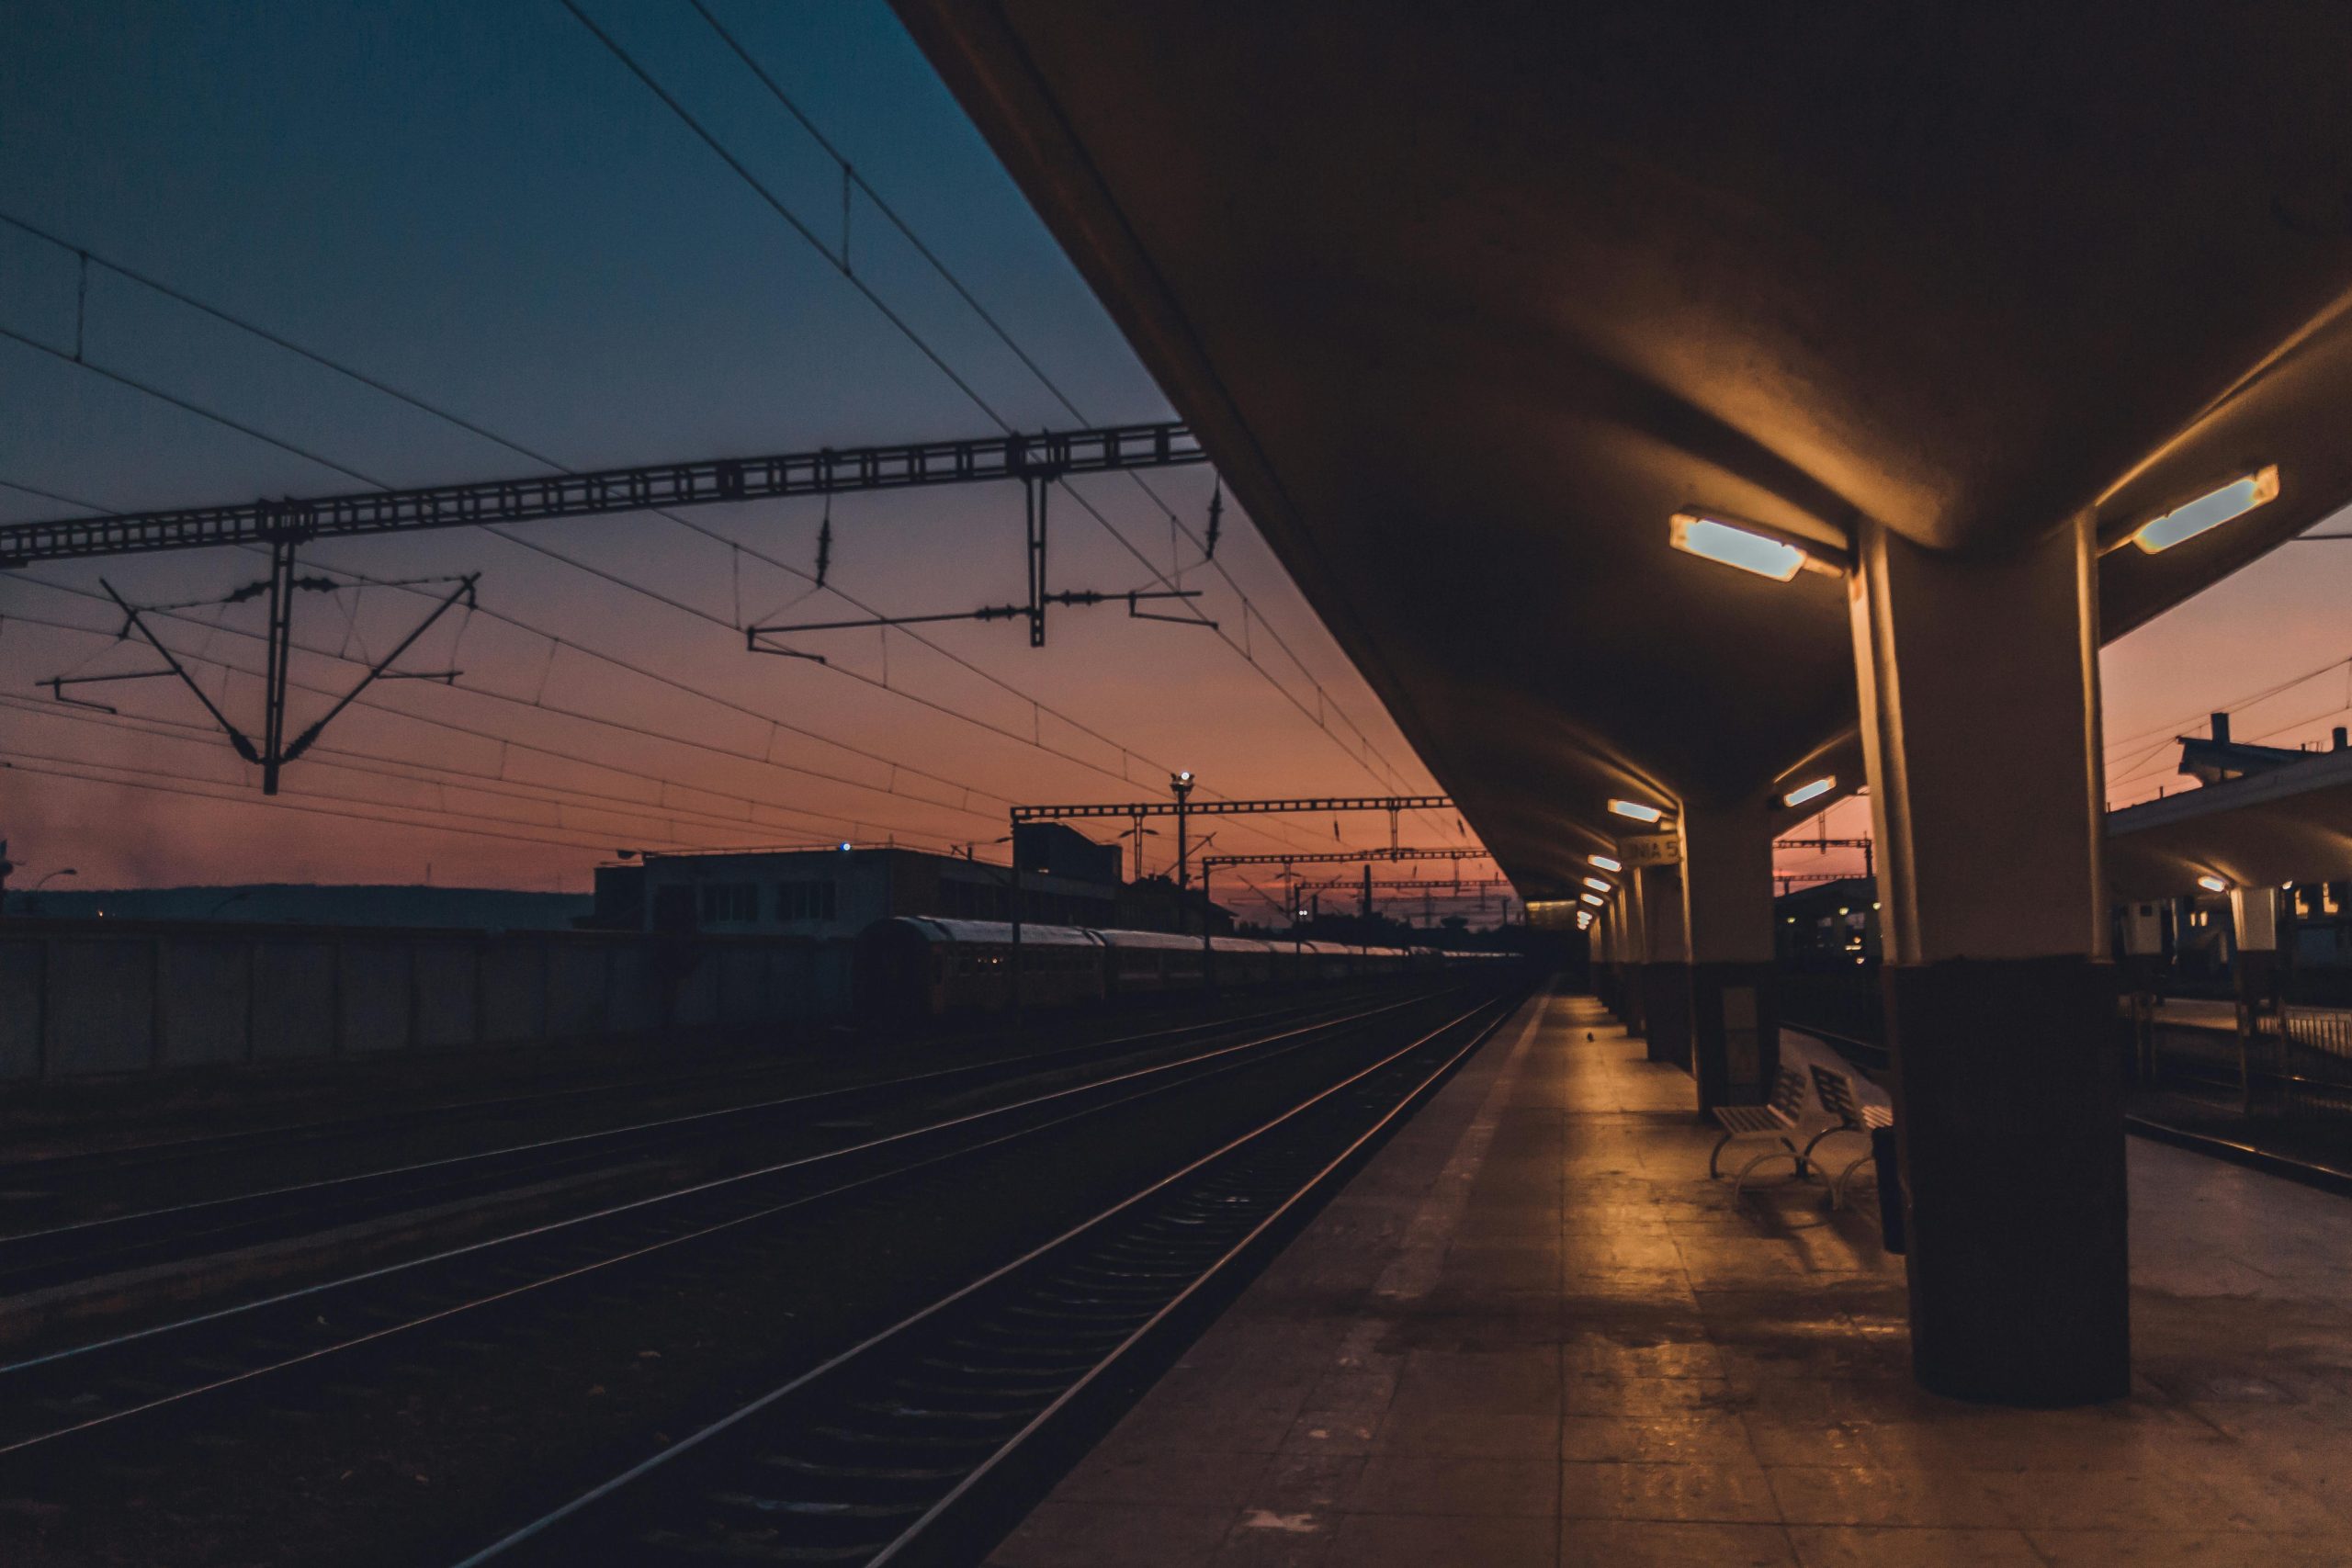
left=852, top=918, right=1482, bottom=1022
left=1097, top=927, right=1208, bottom=995
left=853, top=918, right=1104, bottom=1019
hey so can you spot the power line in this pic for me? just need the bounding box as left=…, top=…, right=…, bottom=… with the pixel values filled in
left=0, top=731, right=726, bottom=852
left=564, top=2, right=1436, bottom=821
left=0, top=213, right=1285, bottom=827
left=684, top=1, right=1434, bottom=808
left=0, top=750, right=703, bottom=857
left=2, top=581, right=987, bottom=842
left=0, top=692, right=930, bottom=854
left=0, top=471, right=1012, bottom=818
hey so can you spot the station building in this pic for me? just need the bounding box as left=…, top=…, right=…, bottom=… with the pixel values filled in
left=592, top=822, right=1125, bottom=940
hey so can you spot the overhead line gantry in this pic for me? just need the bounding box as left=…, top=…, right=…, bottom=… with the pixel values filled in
left=0, top=421, right=1205, bottom=565
left=6, top=421, right=1208, bottom=795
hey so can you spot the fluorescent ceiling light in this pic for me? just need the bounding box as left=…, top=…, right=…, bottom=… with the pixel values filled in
left=2132, top=467, right=2278, bottom=554
left=1669, top=510, right=1849, bottom=582
left=1781, top=776, right=1835, bottom=808
left=1608, top=799, right=1665, bottom=823
left=1579, top=893, right=1606, bottom=907
left=1587, top=853, right=1623, bottom=873
left=2198, top=874, right=2228, bottom=893
left=1582, top=876, right=1611, bottom=892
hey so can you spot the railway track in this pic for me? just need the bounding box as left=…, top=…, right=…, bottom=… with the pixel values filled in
left=455, top=989, right=1521, bottom=1567
left=0, top=988, right=1397, bottom=1300
left=0, top=982, right=1497, bottom=1512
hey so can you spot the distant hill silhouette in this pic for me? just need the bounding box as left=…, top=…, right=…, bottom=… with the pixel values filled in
left=1, top=883, right=591, bottom=931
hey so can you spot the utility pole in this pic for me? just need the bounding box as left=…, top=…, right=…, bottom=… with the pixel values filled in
left=1008, top=809, right=1023, bottom=1017
left=259, top=537, right=297, bottom=795
left=1361, top=863, right=1373, bottom=919
left=74, top=565, right=474, bottom=796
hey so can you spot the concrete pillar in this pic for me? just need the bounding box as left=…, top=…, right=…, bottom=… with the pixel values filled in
left=2231, top=886, right=2280, bottom=1016
left=1593, top=901, right=1618, bottom=1009
left=1681, top=803, right=1779, bottom=1112
left=1849, top=512, right=2126, bottom=1406
left=1638, top=862, right=1691, bottom=1069
left=1618, top=875, right=1648, bottom=1034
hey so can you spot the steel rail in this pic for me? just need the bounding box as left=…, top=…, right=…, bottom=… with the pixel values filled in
left=456, top=987, right=1523, bottom=1565
left=0, top=986, right=1470, bottom=1461
left=0, top=988, right=1375, bottom=1292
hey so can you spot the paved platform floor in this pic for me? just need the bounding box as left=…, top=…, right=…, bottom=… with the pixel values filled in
left=988, top=984, right=2352, bottom=1566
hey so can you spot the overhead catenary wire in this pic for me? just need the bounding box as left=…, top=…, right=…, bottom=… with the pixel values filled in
left=0, top=471, right=1008, bottom=819
left=557, top=4, right=1435, bottom=841
left=0, top=732, right=732, bottom=852
left=0, top=213, right=1327, bottom=851
left=0, top=690, right=940, bottom=855
left=682, top=1, right=1432, bottom=813
left=0, top=750, right=713, bottom=857
left=2, top=581, right=986, bottom=846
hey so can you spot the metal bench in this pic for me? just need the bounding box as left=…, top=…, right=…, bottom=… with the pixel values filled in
left=1707, top=1065, right=1815, bottom=1197
left=1804, top=1063, right=1894, bottom=1209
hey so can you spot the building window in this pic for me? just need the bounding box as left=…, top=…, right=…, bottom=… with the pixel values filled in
left=776, top=879, right=838, bottom=922
left=699, top=882, right=758, bottom=923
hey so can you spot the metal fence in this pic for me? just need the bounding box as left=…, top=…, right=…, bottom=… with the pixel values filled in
left=1778, top=964, right=2352, bottom=1122
left=2130, top=999, right=2352, bottom=1119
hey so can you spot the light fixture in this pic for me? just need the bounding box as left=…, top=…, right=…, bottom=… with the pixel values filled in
left=1608, top=799, right=1665, bottom=824
left=2198, top=874, right=2228, bottom=893
left=1588, top=853, right=1623, bottom=873
left=1582, top=876, right=1612, bottom=893
left=1580, top=893, right=1605, bottom=907
left=2131, top=466, right=2278, bottom=554
left=1781, top=776, right=1835, bottom=808
left=1669, top=510, right=1848, bottom=581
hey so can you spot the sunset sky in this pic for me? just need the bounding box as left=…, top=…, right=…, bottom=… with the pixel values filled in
left=4, top=1, right=2346, bottom=919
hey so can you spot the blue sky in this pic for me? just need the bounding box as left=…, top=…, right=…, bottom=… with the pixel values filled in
left=1, top=1, right=2343, bottom=912
left=0, top=0, right=1463, bottom=919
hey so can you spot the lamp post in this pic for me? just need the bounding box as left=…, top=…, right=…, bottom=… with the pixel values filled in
left=1170, top=772, right=1195, bottom=894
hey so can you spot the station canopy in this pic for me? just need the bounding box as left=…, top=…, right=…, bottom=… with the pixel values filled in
left=896, top=5, right=2352, bottom=894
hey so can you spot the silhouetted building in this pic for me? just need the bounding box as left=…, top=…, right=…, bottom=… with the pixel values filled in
left=2176, top=710, right=2348, bottom=787
left=595, top=842, right=1121, bottom=939
left=1012, top=821, right=1122, bottom=884
left=1115, top=874, right=1235, bottom=935
left=1, top=883, right=590, bottom=930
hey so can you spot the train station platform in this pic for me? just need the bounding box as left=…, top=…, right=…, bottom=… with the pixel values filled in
left=988, top=984, right=2352, bottom=1566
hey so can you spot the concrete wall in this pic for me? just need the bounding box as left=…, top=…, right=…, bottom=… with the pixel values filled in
left=0, top=920, right=856, bottom=1081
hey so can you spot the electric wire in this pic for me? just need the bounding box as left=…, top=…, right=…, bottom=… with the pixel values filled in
left=554, top=2, right=1430, bottom=842
left=0, top=692, right=923, bottom=854
left=0, top=210, right=1327, bottom=844
left=684, top=0, right=1438, bottom=812
left=0, top=301, right=1088, bottom=823
left=0, top=750, right=701, bottom=857
left=2, top=581, right=985, bottom=846
left=0, top=476, right=1003, bottom=818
